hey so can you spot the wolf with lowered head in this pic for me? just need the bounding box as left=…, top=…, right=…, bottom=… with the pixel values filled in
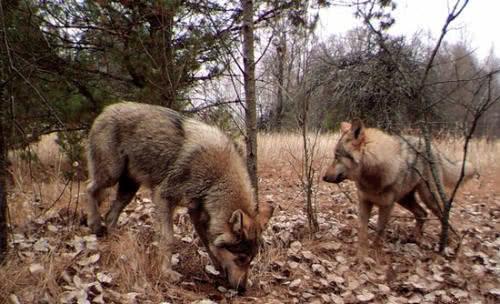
left=86, top=102, right=273, bottom=292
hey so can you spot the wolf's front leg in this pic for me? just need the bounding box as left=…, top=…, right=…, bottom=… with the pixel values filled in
left=104, top=175, right=140, bottom=229
left=374, top=204, right=394, bottom=248
left=188, top=207, right=221, bottom=271
left=155, top=190, right=183, bottom=282
left=86, top=181, right=107, bottom=237
left=357, top=199, right=373, bottom=257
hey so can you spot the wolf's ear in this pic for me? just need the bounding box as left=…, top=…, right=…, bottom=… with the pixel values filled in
left=229, top=209, right=244, bottom=235
left=340, top=122, right=352, bottom=133
left=257, top=201, right=274, bottom=230
left=351, top=118, right=365, bottom=141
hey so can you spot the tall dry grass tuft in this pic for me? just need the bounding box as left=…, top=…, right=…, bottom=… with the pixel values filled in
left=8, top=134, right=67, bottom=183
left=98, top=230, right=167, bottom=302
left=7, top=133, right=84, bottom=228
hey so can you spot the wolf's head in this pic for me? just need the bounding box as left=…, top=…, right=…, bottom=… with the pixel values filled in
left=323, top=119, right=365, bottom=183
left=208, top=201, right=274, bottom=293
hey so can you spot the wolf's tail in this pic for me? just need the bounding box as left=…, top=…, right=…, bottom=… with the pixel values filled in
left=441, top=156, right=478, bottom=188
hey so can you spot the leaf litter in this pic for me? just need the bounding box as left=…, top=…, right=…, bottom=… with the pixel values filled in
left=2, top=167, right=499, bottom=303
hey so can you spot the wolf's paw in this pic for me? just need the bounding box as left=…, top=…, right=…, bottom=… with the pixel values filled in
left=104, top=211, right=120, bottom=229
left=89, top=222, right=107, bottom=238
left=405, top=234, right=420, bottom=244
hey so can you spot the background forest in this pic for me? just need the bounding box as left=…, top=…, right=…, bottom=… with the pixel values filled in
left=2, top=0, right=499, bottom=147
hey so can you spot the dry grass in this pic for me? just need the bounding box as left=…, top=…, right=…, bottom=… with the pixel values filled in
left=435, top=136, right=500, bottom=172
left=1, top=131, right=499, bottom=303
left=8, top=133, right=67, bottom=181
left=258, top=132, right=500, bottom=177
left=257, top=132, right=339, bottom=168
left=7, top=133, right=85, bottom=229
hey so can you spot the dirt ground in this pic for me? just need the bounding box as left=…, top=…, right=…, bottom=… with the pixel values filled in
left=1, top=151, right=499, bottom=303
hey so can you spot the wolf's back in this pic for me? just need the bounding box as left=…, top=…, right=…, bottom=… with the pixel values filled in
left=399, top=136, right=477, bottom=188
left=440, top=155, right=477, bottom=188
left=87, top=102, right=246, bottom=190
left=87, top=102, right=190, bottom=185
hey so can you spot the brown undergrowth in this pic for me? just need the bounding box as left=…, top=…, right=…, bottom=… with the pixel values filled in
left=1, top=133, right=499, bottom=303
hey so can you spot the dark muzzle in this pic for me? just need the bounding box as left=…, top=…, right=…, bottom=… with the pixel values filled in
left=237, top=284, right=247, bottom=294
left=322, top=173, right=346, bottom=183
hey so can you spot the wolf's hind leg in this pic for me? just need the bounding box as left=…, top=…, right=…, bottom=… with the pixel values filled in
left=104, top=174, right=140, bottom=229
left=398, top=191, right=427, bottom=242
left=416, top=183, right=443, bottom=221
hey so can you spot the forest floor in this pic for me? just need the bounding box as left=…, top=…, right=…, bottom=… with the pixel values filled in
left=1, top=134, right=499, bottom=304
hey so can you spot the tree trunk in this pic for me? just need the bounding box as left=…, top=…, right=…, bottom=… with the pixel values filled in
left=0, top=0, right=12, bottom=263
left=274, top=31, right=286, bottom=131
left=241, top=0, right=258, bottom=197
left=0, top=102, right=7, bottom=262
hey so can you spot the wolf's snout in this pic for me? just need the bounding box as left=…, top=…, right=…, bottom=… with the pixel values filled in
left=323, top=173, right=345, bottom=183
left=237, top=284, right=247, bottom=294
left=226, top=269, right=247, bottom=294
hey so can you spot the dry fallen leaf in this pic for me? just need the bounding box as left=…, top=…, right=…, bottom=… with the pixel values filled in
left=125, top=292, right=142, bottom=304
left=205, top=265, right=220, bottom=276
left=301, top=250, right=315, bottom=261
left=192, top=300, right=218, bottom=304
left=311, top=264, right=326, bottom=276
left=450, top=288, right=468, bottom=299
left=356, top=292, right=375, bottom=302
left=8, top=294, right=21, bottom=304
left=96, top=272, right=113, bottom=285
left=197, top=249, right=209, bottom=259
left=488, top=288, right=500, bottom=297
left=77, top=253, right=100, bottom=267
left=289, top=279, right=301, bottom=289
left=327, top=274, right=345, bottom=285
left=181, top=236, right=193, bottom=243
left=171, top=253, right=180, bottom=266
left=29, top=263, right=44, bottom=275
left=288, top=261, right=299, bottom=269
left=289, top=241, right=302, bottom=255
left=330, top=293, right=345, bottom=304
left=407, top=293, right=422, bottom=303
left=47, top=224, right=59, bottom=233
left=92, top=294, right=105, bottom=304
left=33, top=238, right=50, bottom=252
left=378, top=284, right=391, bottom=293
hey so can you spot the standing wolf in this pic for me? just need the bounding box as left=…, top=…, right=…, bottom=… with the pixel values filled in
left=86, top=102, right=273, bottom=292
left=323, top=119, right=476, bottom=256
